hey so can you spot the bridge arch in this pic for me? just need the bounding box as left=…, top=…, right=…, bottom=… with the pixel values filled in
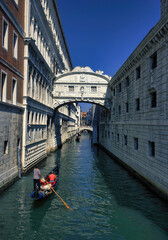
left=53, top=66, right=112, bottom=110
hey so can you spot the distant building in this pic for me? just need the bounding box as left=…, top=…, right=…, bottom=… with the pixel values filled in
left=86, top=107, right=93, bottom=126
left=81, top=111, right=87, bottom=126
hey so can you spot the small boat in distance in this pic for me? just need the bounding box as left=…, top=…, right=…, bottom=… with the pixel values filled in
left=30, top=165, right=59, bottom=200
left=75, top=133, right=80, bottom=142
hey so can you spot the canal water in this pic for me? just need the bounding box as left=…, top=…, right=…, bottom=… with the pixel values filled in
left=0, top=134, right=168, bottom=240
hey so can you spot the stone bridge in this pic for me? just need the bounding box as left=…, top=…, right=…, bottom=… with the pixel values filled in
left=53, top=66, right=112, bottom=109
left=80, top=126, right=93, bottom=132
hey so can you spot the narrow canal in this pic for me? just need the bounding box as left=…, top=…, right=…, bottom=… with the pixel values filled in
left=0, top=133, right=168, bottom=240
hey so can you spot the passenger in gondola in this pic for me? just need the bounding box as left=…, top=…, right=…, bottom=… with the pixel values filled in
left=47, top=171, right=57, bottom=186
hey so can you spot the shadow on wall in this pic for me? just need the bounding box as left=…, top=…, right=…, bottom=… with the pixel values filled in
left=54, top=110, right=62, bottom=149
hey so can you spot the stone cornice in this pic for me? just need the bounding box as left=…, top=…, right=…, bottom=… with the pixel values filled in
left=110, top=15, right=168, bottom=86
left=52, top=0, right=73, bottom=70
left=23, top=96, right=53, bottom=115
left=56, top=66, right=111, bottom=82
left=0, top=101, right=24, bottom=111
left=0, top=57, right=24, bottom=78
left=31, top=1, right=70, bottom=70
left=24, top=37, right=54, bottom=78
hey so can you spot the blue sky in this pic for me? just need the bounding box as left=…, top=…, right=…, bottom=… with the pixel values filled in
left=57, top=0, right=160, bottom=111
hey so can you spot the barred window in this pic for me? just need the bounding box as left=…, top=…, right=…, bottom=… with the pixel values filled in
left=91, top=86, right=97, bottom=92
left=124, top=135, right=127, bottom=145
left=148, top=141, right=155, bottom=157
left=150, top=52, right=157, bottom=70
left=136, top=66, right=141, bottom=79
left=150, top=91, right=157, bottom=108
left=69, top=86, right=74, bottom=92
left=134, top=137, right=138, bottom=150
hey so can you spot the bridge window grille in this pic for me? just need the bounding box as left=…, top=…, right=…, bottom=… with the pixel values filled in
left=68, top=86, right=74, bottom=92
left=134, top=137, right=138, bottom=150
left=148, top=141, right=155, bottom=157
left=91, top=86, right=97, bottom=92
left=108, top=131, right=110, bottom=139
left=150, top=52, right=157, bottom=70
left=136, top=66, right=141, bottom=79
left=113, top=89, right=115, bottom=96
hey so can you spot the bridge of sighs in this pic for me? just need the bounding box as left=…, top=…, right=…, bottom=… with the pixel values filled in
left=53, top=66, right=112, bottom=110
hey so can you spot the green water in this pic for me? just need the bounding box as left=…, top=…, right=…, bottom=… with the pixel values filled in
left=0, top=134, right=168, bottom=240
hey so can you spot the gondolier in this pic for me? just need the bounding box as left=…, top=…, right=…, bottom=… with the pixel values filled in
left=33, top=166, right=41, bottom=190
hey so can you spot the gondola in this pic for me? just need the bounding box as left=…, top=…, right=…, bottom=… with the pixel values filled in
left=75, top=135, right=80, bottom=142
left=30, top=165, right=59, bottom=200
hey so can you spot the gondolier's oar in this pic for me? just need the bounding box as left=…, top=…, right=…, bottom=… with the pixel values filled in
left=40, top=174, right=72, bottom=210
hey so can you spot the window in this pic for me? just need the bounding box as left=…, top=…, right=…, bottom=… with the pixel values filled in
left=12, top=78, right=17, bottom=104
left=134, top=137, right=138, bottom=150
left=111, top=132, right=114, bottom=141
left=135, top=98, right=140, bottom=111
left=13, top=0, right=18, bottom=5
left=150, top=52, right=157, bottom=70
left=125, top=76, right=129, bottom=87
left=136, top=66, right=141, bottom=79
left=125, top=102, right=128, bottom=113
left=148, top=141, right=155, bottom=157
left=117, top=134, right=119, bottom=142
left=1, top=71, right=7, bottom=102
left=150, top=91, right=157, bottom=108
left=118, top=105, right=121, bottom=115
left=13, top=32, right=18, bottom=59
left=91, top=86, right=97, bottom=92
left=124, top=135, right=127, bottom=145
left=2, top=17, right=9, bottom=50
left=119, top=83, right=121, bottom=92
left=4, top=140, right=8, bottom=154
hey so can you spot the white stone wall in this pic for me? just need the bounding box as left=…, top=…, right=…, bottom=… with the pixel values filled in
left=99, top=14, right=168, bottom=198
left=22, top=0, right=77, bottom=171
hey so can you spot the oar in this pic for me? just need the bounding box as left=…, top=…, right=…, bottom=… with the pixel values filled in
left=40, top=174, right=72, bottom=210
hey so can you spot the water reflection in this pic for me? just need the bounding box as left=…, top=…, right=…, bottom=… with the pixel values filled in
left=0, top=133, right=168, bottom=240
left=94, top=145, right=168, bottom=233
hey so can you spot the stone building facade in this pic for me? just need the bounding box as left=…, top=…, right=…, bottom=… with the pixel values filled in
left=0, top=0, right=80, bottom=191
left=99, top=0, right=168, bottom=198
left=0, top=0, right=24, bottom=190
left=22, top=0, right=79, bottom=171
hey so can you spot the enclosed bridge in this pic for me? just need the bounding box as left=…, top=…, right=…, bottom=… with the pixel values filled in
left=53, top=66, right=112, bottom=109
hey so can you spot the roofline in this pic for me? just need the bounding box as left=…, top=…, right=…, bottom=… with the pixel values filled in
left=53, top=0, right=73, bottom=70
